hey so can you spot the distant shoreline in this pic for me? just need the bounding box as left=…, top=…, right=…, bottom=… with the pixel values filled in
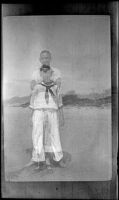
left=4, top=96, right=111, bottom=108
left=4, top=89, right=111, bottom=108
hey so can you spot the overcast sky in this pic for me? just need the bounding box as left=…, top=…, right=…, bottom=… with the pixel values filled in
left=3, top=15, right=111, bottom=99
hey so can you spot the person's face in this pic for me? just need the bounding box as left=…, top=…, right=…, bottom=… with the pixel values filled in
left=40, top=52, right=51, bottom=66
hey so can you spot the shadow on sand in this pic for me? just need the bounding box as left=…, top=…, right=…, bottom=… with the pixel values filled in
left=6, top=149, right=71, bottom=181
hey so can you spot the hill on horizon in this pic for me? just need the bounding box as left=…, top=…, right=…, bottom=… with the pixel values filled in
left=4, top=89, right=111, bottom=108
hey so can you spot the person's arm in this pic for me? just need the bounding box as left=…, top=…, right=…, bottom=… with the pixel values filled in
left=30, top=80, right=37, bottom=90
left=58, top=92, right=64, bottom=126
left=56, top=79, right=65, bottom=126
left=30, top=69, right=42, bottom=90
left=55, top=77, right=61, bottom=89
left=53, top=68, right=64, bottom=126
left=58, top=106, right=65, bottom=126
left=29, top=78, right=37, bottom=125
left=29, top=107, right=34, bottom=127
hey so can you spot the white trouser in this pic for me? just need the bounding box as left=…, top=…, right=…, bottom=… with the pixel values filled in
left=31, top=109, right=63, bottom=162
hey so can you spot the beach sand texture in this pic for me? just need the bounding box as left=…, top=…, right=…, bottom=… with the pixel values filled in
left=3, top=106, right=112, bottom=181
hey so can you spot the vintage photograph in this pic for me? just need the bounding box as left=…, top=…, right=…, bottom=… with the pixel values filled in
left=3, top=15, right=112, bottom=182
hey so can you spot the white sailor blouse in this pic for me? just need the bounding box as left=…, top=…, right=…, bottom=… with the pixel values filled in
left=29, top=67, right=63, bottom=110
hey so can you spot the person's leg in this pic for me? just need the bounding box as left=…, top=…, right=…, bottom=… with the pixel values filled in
left=31, top=110, right=45, bottom=168
left=43, top=111, right=53, bottom=170
left=45, top=152, right=53, bottom=172
left=48, top=111, right=63, bottom=162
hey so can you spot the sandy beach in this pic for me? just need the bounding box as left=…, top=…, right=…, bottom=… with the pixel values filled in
left=3, top=106, right=112, bottom=181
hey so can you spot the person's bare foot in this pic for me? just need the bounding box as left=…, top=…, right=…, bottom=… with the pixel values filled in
left=59, top=159, right=67, bottom=168
left=46, top=158, right=53, bottom=173
left=47, top=165, right=53, bottom=173
left=34, top=161, right=41, bottom=170
left=46, top=157, right=50, bottom=165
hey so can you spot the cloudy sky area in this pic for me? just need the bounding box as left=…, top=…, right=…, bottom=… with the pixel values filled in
left=3, top=15, right=111, bottom=99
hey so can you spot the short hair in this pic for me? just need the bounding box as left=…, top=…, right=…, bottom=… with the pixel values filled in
left=40, top=50, right=52, bottom=58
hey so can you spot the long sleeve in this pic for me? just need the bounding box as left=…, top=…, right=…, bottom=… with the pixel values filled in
left=51, top=67, right=61, bottom=82
left=31, top=68, right=42, bottom=83
left=52, top=68, right=63, bottom=108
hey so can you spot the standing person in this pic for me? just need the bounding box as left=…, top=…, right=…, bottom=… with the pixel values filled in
left=29, top=50, right=65, bottom=170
